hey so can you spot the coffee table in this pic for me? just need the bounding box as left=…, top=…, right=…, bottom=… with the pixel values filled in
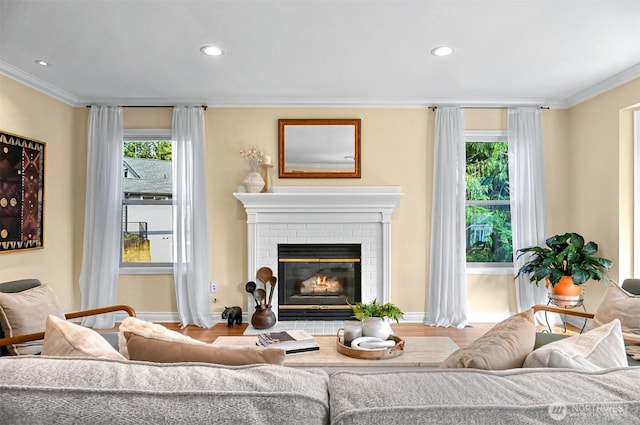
left=212, top=335, right=459, bottom=371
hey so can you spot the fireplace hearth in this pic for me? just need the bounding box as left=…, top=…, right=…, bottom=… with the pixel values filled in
left=278, top=244, right=361, bottom=320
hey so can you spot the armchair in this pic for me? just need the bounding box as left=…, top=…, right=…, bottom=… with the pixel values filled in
left=532, top=279, right=640, bottom=366
left=0, top=279, right=135, bottom=355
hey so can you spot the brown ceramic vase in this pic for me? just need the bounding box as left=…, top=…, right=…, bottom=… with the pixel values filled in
left=251, top=306, right=277, bottom=329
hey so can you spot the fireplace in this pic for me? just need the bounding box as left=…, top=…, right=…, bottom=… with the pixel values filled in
left=278, top=244, right=361, bottom=320
left=233, top=186, right=402, bottom=321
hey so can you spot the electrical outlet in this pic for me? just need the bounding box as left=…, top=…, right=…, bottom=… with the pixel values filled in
left=210, top=281, right=218, bottom=293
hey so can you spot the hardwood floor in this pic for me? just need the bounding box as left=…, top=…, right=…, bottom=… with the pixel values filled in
left=159, top=322, right=497, bottom=349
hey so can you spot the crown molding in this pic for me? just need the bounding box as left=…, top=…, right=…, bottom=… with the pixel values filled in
left=101, top=97, right=555, bottom=109
left=122, top=97, right=555, bottom=109
left=0, top=60, right=79, bottom=106
left=0, top=64, right=563, bottom=108
left=563, top=62, right=640, bottom=108
left=3, top=57, right=638, bottom=110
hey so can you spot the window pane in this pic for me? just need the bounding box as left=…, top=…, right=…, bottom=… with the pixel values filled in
left=466, top=204, right=513, bottom=263
left=122, top=204, right=173, bottom=263
left=466, top=141, right=509, bottom=201
left=122, top=139, right=173, bottom=265
left=123, top=140, right=173, bottom=199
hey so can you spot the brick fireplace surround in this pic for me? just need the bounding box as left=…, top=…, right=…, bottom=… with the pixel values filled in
left=234, top=186, right=402, bottom=319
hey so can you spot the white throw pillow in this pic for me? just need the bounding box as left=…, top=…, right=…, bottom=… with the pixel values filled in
left=41, top=315, right=126, bottom=360
left=523, top=319, right=627, bottom=370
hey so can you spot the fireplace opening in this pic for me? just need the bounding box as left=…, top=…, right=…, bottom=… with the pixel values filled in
left=278, top=243, right=361, bottom=320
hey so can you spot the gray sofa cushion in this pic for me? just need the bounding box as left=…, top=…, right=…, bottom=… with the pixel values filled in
left=534, top=331, right=569, bottom=349
left=0, top=356, right=329, bottom=425
left=329, top=367, right=640, bottom=425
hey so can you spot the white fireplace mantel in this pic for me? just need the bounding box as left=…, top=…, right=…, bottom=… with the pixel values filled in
left=234, top=186, right=402, bottom=218
left=234, top=186, right=402, bottom=318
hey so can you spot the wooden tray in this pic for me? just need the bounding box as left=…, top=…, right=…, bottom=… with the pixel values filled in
left=335, top=329, right=405, bottom=360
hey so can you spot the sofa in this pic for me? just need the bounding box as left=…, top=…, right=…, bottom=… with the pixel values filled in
left=1, top=280, right=639, bottom=424
left=0, top=356, right=639, bottom=425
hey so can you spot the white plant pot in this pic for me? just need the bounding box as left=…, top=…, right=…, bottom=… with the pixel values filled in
left=243, top=171, right=265, bottom=193
left=361, top=317, right=392, bottom=340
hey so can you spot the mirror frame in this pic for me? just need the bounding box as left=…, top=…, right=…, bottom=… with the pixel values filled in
left=278, top=118, right=361, bottom=178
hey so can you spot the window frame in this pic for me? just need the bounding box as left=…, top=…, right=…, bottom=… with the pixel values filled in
left=119, top=129, right=174, bottom=275
left=634, top=110, right=640, bottom=275
left=464, top=130, right=514, bottom=274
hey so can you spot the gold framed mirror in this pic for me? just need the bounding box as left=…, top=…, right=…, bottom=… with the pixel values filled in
left=278, top=118, right=361, bottom=178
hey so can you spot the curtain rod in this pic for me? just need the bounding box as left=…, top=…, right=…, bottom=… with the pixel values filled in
left=428, top=106, right=549, bottom=111
left=86, top=105, right=208, bottom=110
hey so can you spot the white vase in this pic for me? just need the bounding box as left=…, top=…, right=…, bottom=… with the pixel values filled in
left=243, top=171, right=265, bottom=193
left=362, top=317, right=392, bottom=340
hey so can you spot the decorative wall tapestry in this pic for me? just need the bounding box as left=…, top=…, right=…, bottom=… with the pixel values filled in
left=0, top=131, right=45, bottom=252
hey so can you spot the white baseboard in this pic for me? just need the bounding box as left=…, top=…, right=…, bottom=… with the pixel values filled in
left=397, top=312, right=425, bottom=323
left=117, top=310, right=512, bottom=326
left=466, top=311, right=513, bottom=323
left=114, top=311, right=227, bottom=324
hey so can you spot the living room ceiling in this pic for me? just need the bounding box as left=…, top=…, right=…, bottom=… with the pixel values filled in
left=1, top=0, right=639, bottom=108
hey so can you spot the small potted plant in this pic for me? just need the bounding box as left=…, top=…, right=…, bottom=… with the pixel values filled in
left=515, top=232, right=612, bottom=302
left=349, top=299, right=404, bottom=340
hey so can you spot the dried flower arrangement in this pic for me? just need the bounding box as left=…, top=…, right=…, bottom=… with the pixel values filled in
left=240, top=145, right=264, bottom=172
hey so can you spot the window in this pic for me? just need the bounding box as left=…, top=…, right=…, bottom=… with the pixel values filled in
left=120, top=129, right=173, bottom=273
left=465, top=130, right=513, bottom=267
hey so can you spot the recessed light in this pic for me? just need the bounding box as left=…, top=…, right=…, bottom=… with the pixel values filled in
left=35, top=60, right=50, bottom=66
left=431, top=46, right=454, bottom=57
left=200, top=45, right=224, bottom=56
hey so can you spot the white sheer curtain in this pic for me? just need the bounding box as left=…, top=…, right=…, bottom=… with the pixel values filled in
left=172, top=106, right=214, bottom=328
left=508, top=107, right=548, bottom=311
left=79, top=106, right=123, bottom=328
left=425, top=107, right=468, bottom=328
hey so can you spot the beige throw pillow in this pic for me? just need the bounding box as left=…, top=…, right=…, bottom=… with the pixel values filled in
left=118, top=316, right=205, bottom=359
left=440, top=309, right=536, bottom=370
left=119, top=316, right=285, bottom=365
left=594, top=282, right=640, bottom=343
left=0, top=284, right=66, bottom=355
left=123, top=332, right=285, bottom=365
left=41, top=315, right=126, bottom=360
left=523, top=319, right=627, bottom=370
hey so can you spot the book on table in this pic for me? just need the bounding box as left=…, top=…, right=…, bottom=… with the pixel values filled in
left=256, top=329, right=320, bottom=354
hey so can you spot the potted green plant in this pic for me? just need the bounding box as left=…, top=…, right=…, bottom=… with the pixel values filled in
left=349, top=300, right=404, bottom=340
left=514, top=232, right=612, bottom=301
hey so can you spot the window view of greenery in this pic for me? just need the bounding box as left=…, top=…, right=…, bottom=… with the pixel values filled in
left=465, top=140, right=513, bottom=263
left=122, top=140, right=173, bottom=265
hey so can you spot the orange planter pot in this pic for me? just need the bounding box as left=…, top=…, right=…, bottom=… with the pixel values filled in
left=551, top=276, right=583, bottom=297
left=547, top=275, right=583, bottom=307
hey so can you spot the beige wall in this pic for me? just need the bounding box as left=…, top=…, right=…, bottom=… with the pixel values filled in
left=111, top=106, right=568, bottom=318
left=209, top=108, right=433, bottom=314
left=567, top=78, right=640, bottom=311
left=0, top=75, right=78, bottom=310
left=4, top=71, right=633, bottom=321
